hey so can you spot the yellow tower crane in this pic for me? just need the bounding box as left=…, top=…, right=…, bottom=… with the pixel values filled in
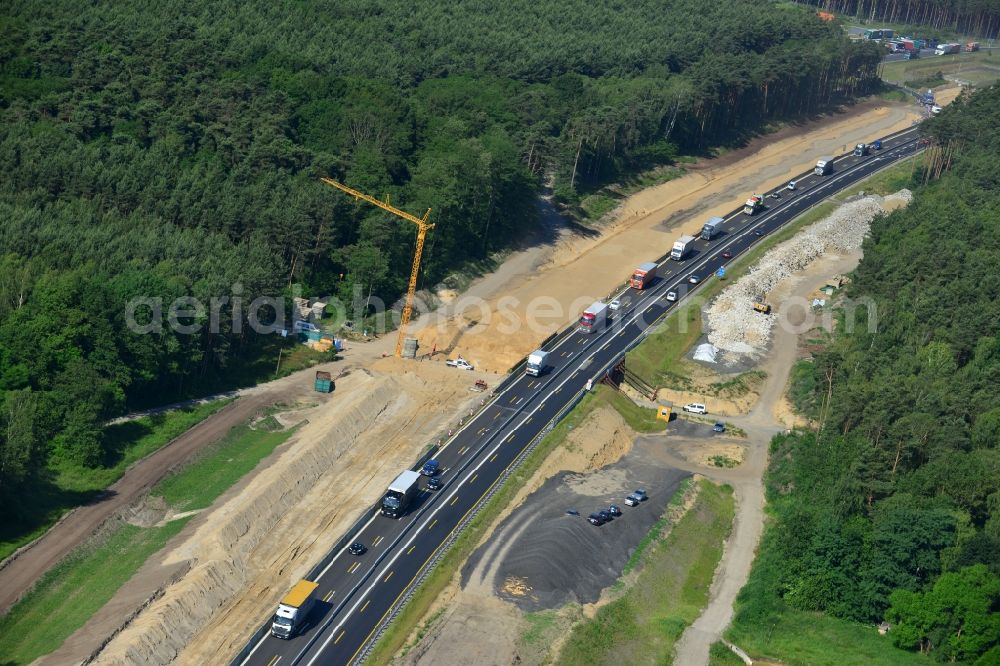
left=320, top=177, right=434, bottom=358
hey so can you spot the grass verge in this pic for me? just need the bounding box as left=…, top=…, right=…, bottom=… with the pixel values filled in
left=622, top=477, right=693, bottom=575
left=590, top=384, right=668, bottom=433
left=625, top=201, right=838, bottom=388
left=0, top=421, right=296, bottom=665
left=555, top=479, right=735, bottom=664
left=726, top=609, right=931, bottom=666
left=152, top=423, right=297, bottom=511
left=881, top=51, right=1000, bottom=87
left=369, top=382, right=667, bottom=663
left=833, top=156, right=920, bottom=200
left=368, top=387, right=611, bottom=664
left=0, top=399, right=231, bottom=562
left=709, top=640, right=747, bottom=665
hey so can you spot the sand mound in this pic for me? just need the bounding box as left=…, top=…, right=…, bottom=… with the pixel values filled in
left=93, top=365, right=479, bottom=666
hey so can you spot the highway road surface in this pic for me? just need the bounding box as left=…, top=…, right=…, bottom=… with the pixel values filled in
left=236, top=125, right=925, bottom=666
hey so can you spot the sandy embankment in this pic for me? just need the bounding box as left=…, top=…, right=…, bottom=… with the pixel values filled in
left=84, top=359, right=491, bottom=666
left=396, top=405, right=635, bottom=666
left=411, top=101, right=922, bottom=372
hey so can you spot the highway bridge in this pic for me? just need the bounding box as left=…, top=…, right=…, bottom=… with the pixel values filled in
left=236, top=124, right=925, bottom=666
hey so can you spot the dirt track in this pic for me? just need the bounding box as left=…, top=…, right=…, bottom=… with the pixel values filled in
left=671, top=250, right=867, bottom=666
left=0, top=391, right=281, bottom=613
left=1, top=93, right=930, bottom=662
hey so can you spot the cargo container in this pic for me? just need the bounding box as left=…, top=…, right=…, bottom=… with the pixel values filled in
left=314, top=370, right=333, bottom=393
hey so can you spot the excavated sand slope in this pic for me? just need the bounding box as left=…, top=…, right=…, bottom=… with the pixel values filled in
left=411, top=103, right=922, bottom=372
left=92, top=361, right=481, bottom=666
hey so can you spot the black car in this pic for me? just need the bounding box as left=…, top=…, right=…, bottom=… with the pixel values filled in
left=608, top=504, right=622, bottom=517
left=349, top=542, right=367, bottom=556
left=426, top=476, right=443, bottom=491
left=588, top=512, right=606, bottom=526
left=598, top=509, right=613, bottom=522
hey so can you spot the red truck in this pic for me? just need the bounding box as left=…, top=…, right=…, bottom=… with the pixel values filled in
left=578, top=301, right=609, bottom=334
left=630, top=262, right=658, bottom=290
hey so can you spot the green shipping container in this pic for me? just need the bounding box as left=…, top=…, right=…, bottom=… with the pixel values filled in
left=315, top=379, right=332, bottom=393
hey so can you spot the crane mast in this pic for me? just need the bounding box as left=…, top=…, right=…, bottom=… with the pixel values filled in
left=320, top=177, right=434, bottom=357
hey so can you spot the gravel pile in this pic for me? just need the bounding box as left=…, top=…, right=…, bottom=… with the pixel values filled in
left=706, top=191, right=912, bottom=359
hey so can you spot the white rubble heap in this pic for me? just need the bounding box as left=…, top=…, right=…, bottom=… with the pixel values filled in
left=705, top=190, right=913, bottom=359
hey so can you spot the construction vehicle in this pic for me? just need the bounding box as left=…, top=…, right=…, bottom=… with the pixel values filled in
left=271, top=580, right=319, bottom=639
left=671, top=235, right=696, bottom=260
left=752, top=294, right=772, bottom=314
left=578, top=301, right=609, bottom=334
left=630, top=262, right=658, bottom=289
left=743, top=195, right=765, bottom=216
left=701, top=216, right=724, bottom=241
left=321, top=178, right=433, bottom=358
left=314, top=371, right=333, bottom=393
left=966, top=42, right=980, bottom=52
left=382, top=470, right=421, bottom=518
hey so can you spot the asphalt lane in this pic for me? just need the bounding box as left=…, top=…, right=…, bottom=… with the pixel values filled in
left=239, top=125, right=923, bottom=666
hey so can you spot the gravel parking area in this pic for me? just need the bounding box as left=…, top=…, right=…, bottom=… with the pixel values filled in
left=461, top=436, right=690, bottom=612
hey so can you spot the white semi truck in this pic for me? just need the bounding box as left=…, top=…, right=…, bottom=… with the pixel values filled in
left=271, top=579, right=319, bottom=639
left=670, top=235, right=695, bottom=261
left=815, top=156, right=834, bottom=175
left=381, top=470, right=421, bottom=518
left=526, top=350, right=550, bottom=376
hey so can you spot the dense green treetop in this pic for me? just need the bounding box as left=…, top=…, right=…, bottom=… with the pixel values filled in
left=0, top=1, right=880, bottom=514
left=734, top=84, right=1000, bottom=663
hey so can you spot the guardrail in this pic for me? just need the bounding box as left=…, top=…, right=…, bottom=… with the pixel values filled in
left=232, top=124, right=926, bottom=666
left=353, top=386, right=589, bottom=664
